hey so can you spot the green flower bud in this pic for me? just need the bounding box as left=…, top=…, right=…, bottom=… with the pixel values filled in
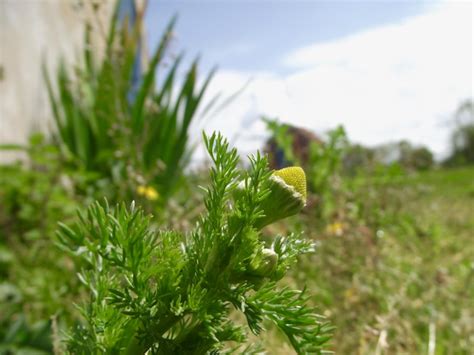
left=249, top=248, right=279, bottom=277
left=256, top=167, right=307, bottom=228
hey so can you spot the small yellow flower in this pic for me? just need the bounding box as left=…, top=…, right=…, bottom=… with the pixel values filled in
left=145, top=187, right=159, bottom=201
left=137, top=185, right=159, bottom=201
left=344, top=287, right=359, bottom=303
left=137, top=185, right=147, bottom=195
left=326, top=221, right=344, bottom=236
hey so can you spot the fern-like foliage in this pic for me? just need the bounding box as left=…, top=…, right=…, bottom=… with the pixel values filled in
left=57, top=133, right=332, bottom=354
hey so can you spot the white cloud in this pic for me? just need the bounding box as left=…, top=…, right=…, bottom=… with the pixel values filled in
left=195, top=2, right=472, bottom=162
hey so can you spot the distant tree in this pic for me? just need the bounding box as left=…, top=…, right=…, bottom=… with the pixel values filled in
left=444, top=100, right=474, bottom=166
left=342, top=144, right=376, bottom=175
left=407, top=146, right=434, bottom=171
left=398, top=141, right=434, bottom=171
left=361, top=140, right=434, bottom=172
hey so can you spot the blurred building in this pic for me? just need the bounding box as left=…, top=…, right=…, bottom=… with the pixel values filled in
left=264, top=124, right=322, bottom=169
left=0, top=0, right=147, bottom=162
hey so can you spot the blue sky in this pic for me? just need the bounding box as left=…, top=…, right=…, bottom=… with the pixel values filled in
left=146, top=1, right=427, bottom=73
left=144, top=1, right=472, bottom=160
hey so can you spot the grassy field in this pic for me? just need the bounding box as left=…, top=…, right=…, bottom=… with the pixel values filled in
left=1, top=152, right=472, bottom=353
left=266, top=167, right=474, bottom=354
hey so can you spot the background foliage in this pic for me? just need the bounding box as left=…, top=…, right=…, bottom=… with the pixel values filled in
left=45, top=14, right=214, bottom=208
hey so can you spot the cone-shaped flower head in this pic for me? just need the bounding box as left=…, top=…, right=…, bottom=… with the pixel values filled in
left=255, top=166, right=307, bottom=228
left=273, top=167, right=307, bottom=201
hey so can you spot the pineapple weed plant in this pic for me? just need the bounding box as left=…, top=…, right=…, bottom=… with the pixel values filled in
left=1, top=13, right=217, bottom=351
left=58, top=133, right=332, bottom=354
